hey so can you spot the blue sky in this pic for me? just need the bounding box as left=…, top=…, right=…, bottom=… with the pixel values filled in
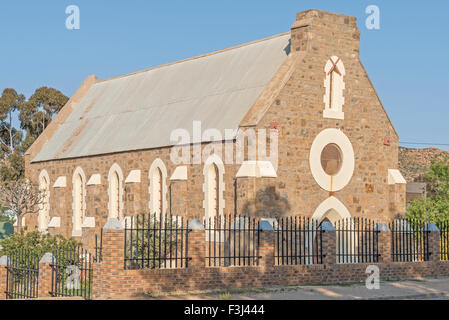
left=0, top=1, right=447, bottom=149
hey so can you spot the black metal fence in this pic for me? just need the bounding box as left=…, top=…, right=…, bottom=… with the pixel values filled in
left=439, top=221, right=449, bottom=261
left=124, top=213, right=191, bottom=270
left=335, top=218, right=379, bottom=264
left=390, top=219, right=430, bottom=262
left=5, top=249, right=39, bottom=299
left=50, top=245, right=93, bottom=300
left=274, top=217, right=323, bottom=265
left=204, top=215, right=260, bottom=267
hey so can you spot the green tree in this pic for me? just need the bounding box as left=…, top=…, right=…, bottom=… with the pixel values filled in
left=0, top=88, right=25, bottom=156
left=407, top=154, right=449, bottom=224
left=19, top=87, right=68, bottom=138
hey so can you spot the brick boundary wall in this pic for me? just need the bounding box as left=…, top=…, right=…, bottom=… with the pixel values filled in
left=1, top=219, right=449, bottom=300
left=91, top=219, right=449, bottom=300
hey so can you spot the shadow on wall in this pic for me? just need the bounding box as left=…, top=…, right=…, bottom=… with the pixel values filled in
left=242, top=186, right=291, bottom=219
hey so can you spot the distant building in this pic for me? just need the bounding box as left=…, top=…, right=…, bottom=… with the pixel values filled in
left=406, top=182, right=427, bottom=202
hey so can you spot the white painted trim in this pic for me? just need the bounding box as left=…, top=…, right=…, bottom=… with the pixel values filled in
left=48, top=217, right=61, bottom=228
left=107, top=163, right=124, bottom=221
left=87, top=174, right=101, bottom=186
left=72, top=167, right=87, bottom=236
left=312, top=196, right=352, bottom=224
left=125, top=170, right=141, bottom=183
left=202, top=155, right=225, bottom=219
left=82, top=217, right=95, bottom=228
left=388, top=169, right=407, bottom=185
left=53, top=176, right=67, bottom=188
left=236, top=161, right=277, bottom=178
left=38, top=170, right=51, bottom=232
left=170, top=166, right=188, bottom=181
left=148, top=159, right=168, bottom=215
left=323, top=109, right=344, bottom=120
left=309, top=128, right=355, bottom=192
left=323, top=56, right=345, bottom=120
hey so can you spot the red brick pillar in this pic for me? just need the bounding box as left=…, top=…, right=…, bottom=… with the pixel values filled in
left=376, top=223, right=392, bottom=264
left=188, top=220, right=206, bottom=268
left=0, top=256, right=9, bottom=300
left=258, top=221, right=275, bottom=267
left=38, top=253, right=54, bottom=298
left=425, top=223, right=440, bottom=263
left=320, top=221, right=336, bottom=265
left=92, top=218, right=125, bottom=300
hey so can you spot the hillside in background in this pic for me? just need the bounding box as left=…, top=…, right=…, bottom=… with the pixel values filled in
left=399, top=147, right=449, bottom=182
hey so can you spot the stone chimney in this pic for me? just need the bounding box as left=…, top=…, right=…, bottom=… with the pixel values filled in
left=290, top=9, right=361, bottom=57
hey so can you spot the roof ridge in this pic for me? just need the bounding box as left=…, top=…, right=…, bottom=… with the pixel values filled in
left=96, top=31, right=290, bottom=84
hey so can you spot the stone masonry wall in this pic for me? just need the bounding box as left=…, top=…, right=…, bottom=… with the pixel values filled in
left=24, top=10, right=405, bottom=249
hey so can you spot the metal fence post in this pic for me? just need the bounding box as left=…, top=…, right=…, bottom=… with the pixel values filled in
left=38, top=253, right=55, bottom=299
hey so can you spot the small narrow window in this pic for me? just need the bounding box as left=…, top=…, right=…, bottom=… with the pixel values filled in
left=72, top=167, right=86, bottom=236
left=108, top=164, right=123, bottom=221
left=38, top=170, right=50, bottom=232
left=203, top=156, right=224, bottom=221
left=73, top=173, right=83, bottom=230
left=323, top=56, right=345, bottom=119
left=207, top=163, right=220, bottom=218
left=110, top=171, right=119, bottom=219
left=149, top=159, right=167, bottom=217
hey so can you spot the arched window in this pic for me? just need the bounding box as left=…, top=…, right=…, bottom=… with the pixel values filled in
left=72, top=167, right=86, bottom=236
left=108, top=164, right=124, bottom=221
left=149, top=159, right=167, bottom=216
left=38, top=170, right=50, bottom=232
left=323, top=56, right=345, bottom=120
left=203, top=155, right=225, bottom=220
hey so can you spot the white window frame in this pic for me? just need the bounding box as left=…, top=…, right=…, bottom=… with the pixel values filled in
left=323, top=56, right=346, bottom=120
left=38, top=170, right=51, bottom=233
left=107, top=163, right=124, bottom=222
left=72, top=167, right=87, bottom=236
left=148, top=158, right=168, bottom=217
left=202, top=155, right=225, bottom=220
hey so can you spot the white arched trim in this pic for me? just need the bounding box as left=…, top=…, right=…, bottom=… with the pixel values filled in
left=38, top=170, right=51, bottom=233
left=202, top=155, right=225, bottom=218
left=323, top=56, right=345, bottom=120
left=148, top=159, right=168, bottom=216
left=312, top=196, right=352, bottom=225
left=107, top=163, right=124, bottom=221
left=71, top=167, right=87, bottom=236
left=309, top=128, right=355, bottom=192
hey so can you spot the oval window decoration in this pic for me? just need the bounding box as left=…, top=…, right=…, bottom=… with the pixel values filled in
left=309, top=128, right=355, bottom=192
left=321, top=143, right=343, bottom=176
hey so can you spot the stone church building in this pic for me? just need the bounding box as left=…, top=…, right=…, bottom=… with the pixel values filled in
left=24, top=9, right=406, bottom=248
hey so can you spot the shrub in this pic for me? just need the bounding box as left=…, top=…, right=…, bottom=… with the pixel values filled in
left=0, top=228, right=81, bottom=261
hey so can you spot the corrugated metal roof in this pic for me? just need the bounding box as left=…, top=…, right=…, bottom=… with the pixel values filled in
left=32, top=33, right=291, bottom=162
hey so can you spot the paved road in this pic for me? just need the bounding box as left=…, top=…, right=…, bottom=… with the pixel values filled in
left=139, top=276, right=449, bottom=300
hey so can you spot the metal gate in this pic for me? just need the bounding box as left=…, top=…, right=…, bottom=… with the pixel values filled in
left=5, top=249, right=39, bottom=299
left=50, top=245, right=93, bottom=300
